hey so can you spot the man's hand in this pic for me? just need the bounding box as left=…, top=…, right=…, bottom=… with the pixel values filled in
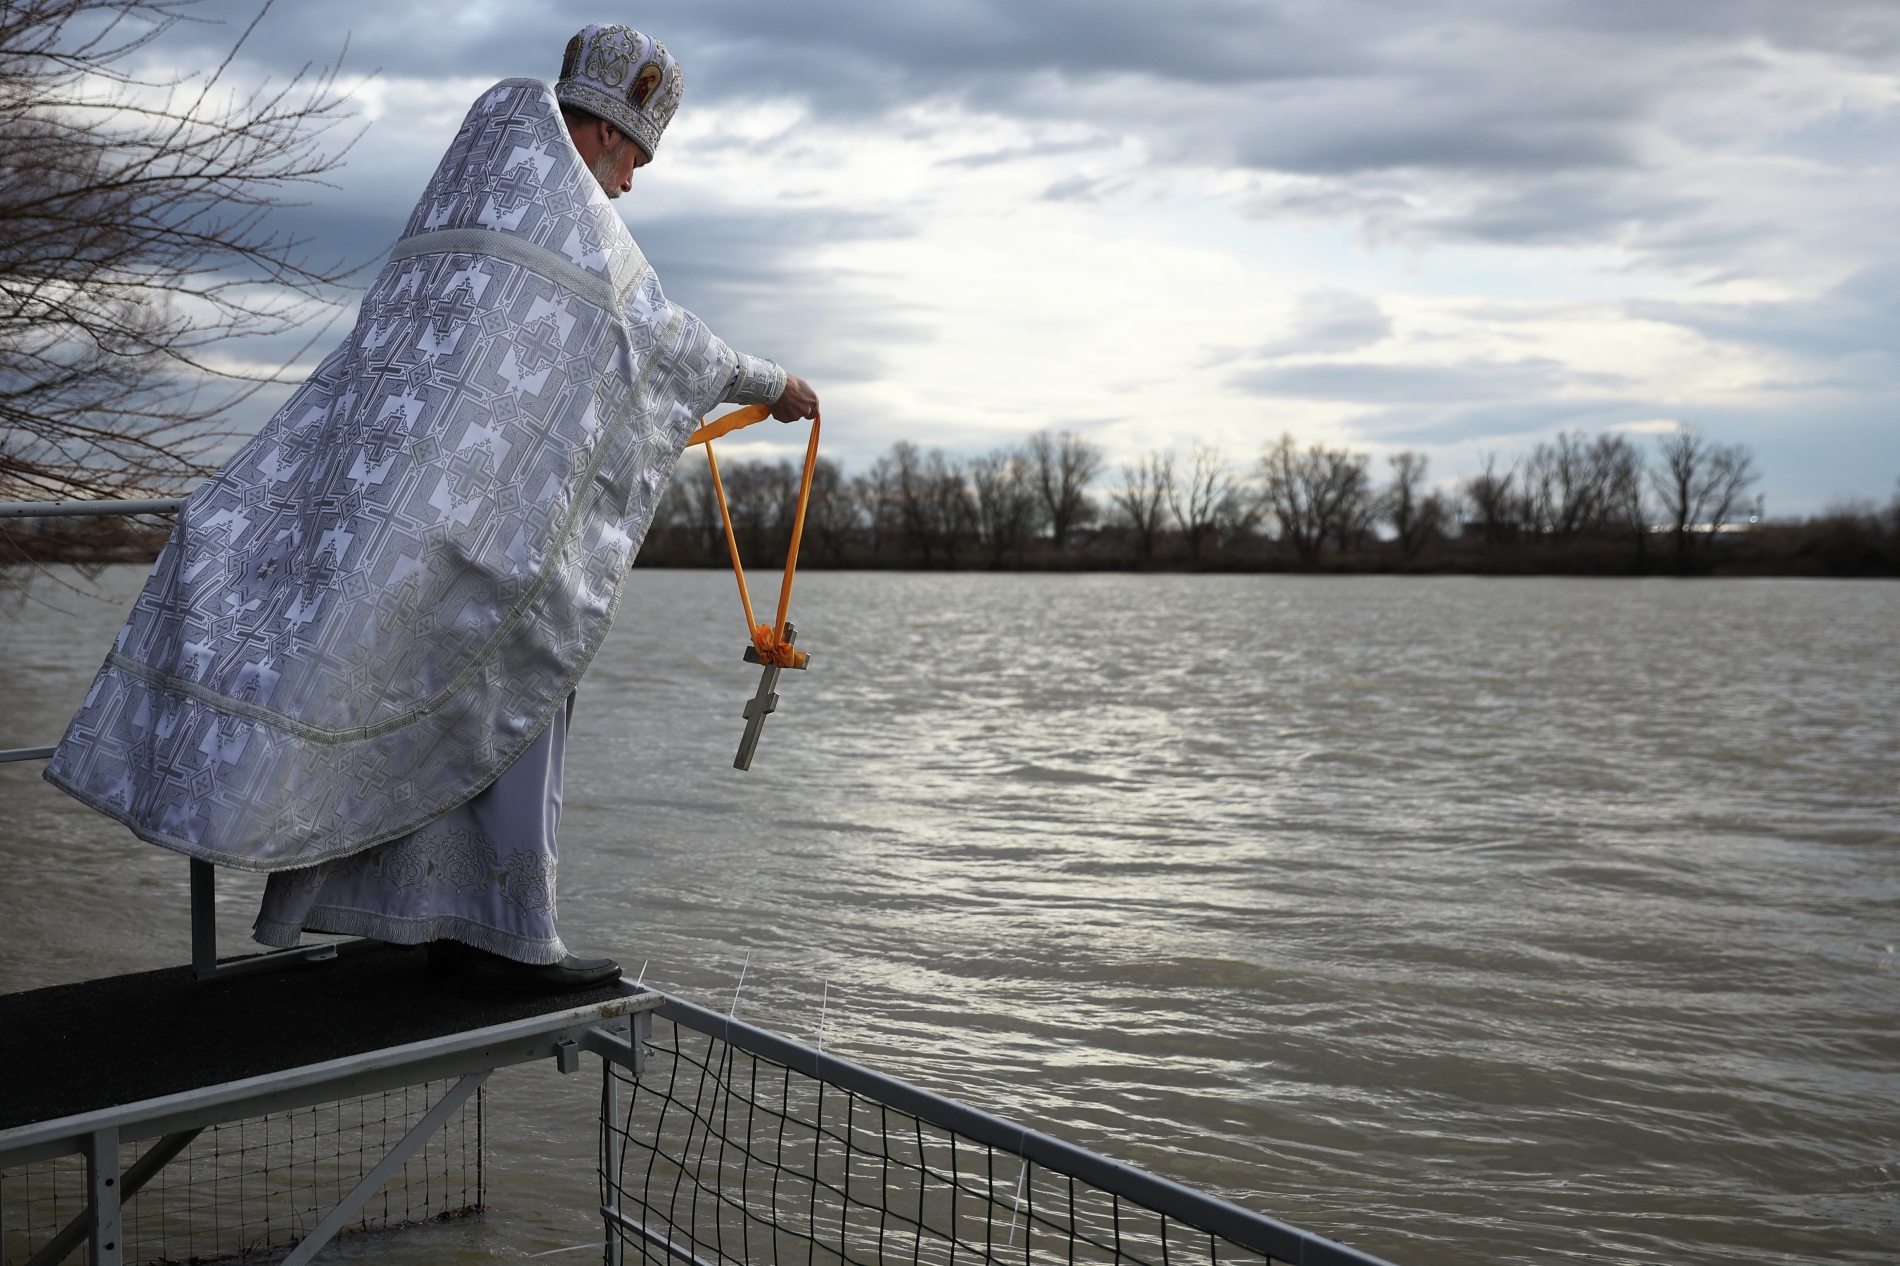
left=771, top=373, right=819, bottom=422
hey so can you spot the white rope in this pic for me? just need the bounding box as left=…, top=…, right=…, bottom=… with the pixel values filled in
left=817, top=978, right=830, bottom=1052
left=729, top=950, right=751, bottom=1017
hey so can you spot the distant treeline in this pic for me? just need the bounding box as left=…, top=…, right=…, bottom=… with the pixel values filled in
left=7, top=429, right=1896, bottom=578
left=0, top=512, right=173, bottom=575
left=640, top=428, right=1900, bottom=577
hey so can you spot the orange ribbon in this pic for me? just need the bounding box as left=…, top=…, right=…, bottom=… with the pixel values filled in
left=685, top=404, right=820, bottom=669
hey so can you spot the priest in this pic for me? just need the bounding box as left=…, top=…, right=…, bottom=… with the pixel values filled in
left=44, top=24, right=816, bottom=991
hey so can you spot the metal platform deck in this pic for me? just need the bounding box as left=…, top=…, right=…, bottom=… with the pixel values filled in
left=0, top=944, right=631, bottom=1133
left=0, top=947, right=656, bottom=1265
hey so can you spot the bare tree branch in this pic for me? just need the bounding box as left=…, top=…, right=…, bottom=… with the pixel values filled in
left=1258, top=434, right=1370, bottom=566
left=1381, top=451, right=1452, bottom=558
left=1165, top=444, right=1228, bottom=562
left=971, top=445, right=1041, bottom=567
left=0, top=0, right=362, bottom=502
left=1110, top=451, right=1171, bottom=560
left=1028, top=430, right=1102, bottom=550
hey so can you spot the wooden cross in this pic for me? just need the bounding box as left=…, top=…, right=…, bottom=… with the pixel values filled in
left=734, top=622, right=801, bottom=771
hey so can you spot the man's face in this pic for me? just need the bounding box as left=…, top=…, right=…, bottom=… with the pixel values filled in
left=590, top=126, right=650, bottom=199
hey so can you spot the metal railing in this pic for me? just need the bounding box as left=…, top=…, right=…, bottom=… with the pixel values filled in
left=0, top=984, right=657, bottom=1266
left=601, top=992, right=1397, bottom=1266
left=0, top=499, right=185, bottom=520
left=2, top=1080, right=485, bottom=1266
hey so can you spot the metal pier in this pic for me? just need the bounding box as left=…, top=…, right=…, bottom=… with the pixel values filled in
left=0, top=947, right=657, bottom=1265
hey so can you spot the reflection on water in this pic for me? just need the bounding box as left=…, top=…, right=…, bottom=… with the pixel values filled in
left=3, top=569, right=1897, bottom=1265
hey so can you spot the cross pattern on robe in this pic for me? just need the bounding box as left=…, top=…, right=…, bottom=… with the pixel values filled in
left=733, top=623, right=799, bottom=771
left=518, top=318, right=564, bottom=371
left=430, top=287, right=481, bottom=335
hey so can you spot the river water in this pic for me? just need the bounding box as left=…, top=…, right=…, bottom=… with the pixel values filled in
left=2, top=568, right=1896, bottom=1265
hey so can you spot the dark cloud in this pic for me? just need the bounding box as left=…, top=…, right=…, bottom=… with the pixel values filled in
left=1344, top=398, right=1643, bottom=447
left=1227, top=356, right=1668, bottom=447
left=1257, top=291, right=1392, bottom=357
left=626, top=208, right=925, bottom=386
left=1233, top=357, right=1579, bottom=404
left=153, top=0, right=1900, bottom=262
left=1041, top=173, right=1121, bottom=202
left=1628, top=262, right=1900, bottom=369
left=942, top=137, right=1113, bottom=168
left=100, top=1, right=1900, bottom=507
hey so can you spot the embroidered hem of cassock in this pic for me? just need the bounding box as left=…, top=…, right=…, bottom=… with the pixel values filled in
left=254, top=695, right=574, bottom=965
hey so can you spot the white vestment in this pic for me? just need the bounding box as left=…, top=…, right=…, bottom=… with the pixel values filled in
left=44, top=79, right=783, bottom=884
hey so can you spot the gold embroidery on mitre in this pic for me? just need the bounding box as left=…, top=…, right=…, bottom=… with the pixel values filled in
left=583, top=30, right=635, bottom=87
left=630, top=62, right=664, bottom=108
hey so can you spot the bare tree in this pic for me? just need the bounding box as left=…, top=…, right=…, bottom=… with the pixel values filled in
left=884, top=442, right=969, bottom=565
left=722, top=459, right=798, bottom=561
left=1109, top=451, right=1172, bottom=560
left=1167, top=444, right=1229, bottom=562
left=0, top=0, right=361, bottom=502
left=1329, top=468, right=1379, bottom=553
left=923, top=449, right=972, bottom=565
left=887, top=441, right=934, bottom=564
left=1651, top=427, right=1710, bottom=565
left=1215, top=478, right=1265, bottom=543
left=1600, top=434, right=1648, bottom=564
left=854, top=458, right=897, bottom=560
left=1257, top=434, right=1371, bottom=566
left=803, top=457, right=856, bottom=563
left=969, top=445, right=1041, bottom=568
left=1702, top=443, right=1758, bottom=542
left=1382, top=451, right=1449, bottom=558
left=1462, top=455, right=1518, bottom=546
left=1028, top=430, right=1102, bottom=549
left=1524, top=432, right=1615, bottom=537
left=1651, top=426, right=1757, bottom=566
left=655, top=448, right=722, bottom=559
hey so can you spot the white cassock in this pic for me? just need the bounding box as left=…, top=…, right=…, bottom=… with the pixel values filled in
left=255, top=694, right=573, bottom=963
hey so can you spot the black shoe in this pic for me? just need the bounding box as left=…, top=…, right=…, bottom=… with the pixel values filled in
left=427, top=939, right=476, bottom=979
left=439, top=943, right=620, bottom=993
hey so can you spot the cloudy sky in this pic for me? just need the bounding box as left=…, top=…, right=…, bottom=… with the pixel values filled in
left=150, top=1, right=1900, bottom=513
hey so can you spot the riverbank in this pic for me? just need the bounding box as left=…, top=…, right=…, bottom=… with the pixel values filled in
left=9, top=510, right=1897, bottom=577
left=635, top=513, right=1900, bottom=577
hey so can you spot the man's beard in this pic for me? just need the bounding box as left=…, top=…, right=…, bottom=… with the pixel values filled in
left=589, top=140, right=626, bottom=197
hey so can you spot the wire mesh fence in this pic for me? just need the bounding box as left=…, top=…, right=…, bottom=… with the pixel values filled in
left=0, top=1079, right=483, bottom=1265
left=602, top=1006, right=1389, bottom=1266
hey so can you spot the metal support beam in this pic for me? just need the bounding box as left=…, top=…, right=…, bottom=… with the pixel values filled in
left=601, top=1064, right=624, bottom=1266
left=27, top=1129, right=202, bottom=1266
left=600, top=1204, right=722, bottom=1266
left=82, top=1127, right=120, bottom=1266
left=580, top=1012, right=647, bottom=1076
left=0, top=498, right=185, bottom=519
left=188, top=858, right=346, bottom=981
left=189, top=859, right=216, bottom=979
left=279, top=1070, right=489, bottom=1266
left=594, top=1010, right=648, bottom=1266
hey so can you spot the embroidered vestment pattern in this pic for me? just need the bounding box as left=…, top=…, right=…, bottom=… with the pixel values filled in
left=46, top=79, right=779, bottom=872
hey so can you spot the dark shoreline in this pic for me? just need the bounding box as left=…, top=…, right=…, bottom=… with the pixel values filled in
left=632, top=516, right=1900, bottom=579
left=8, top=516, right=1897, bottom=578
